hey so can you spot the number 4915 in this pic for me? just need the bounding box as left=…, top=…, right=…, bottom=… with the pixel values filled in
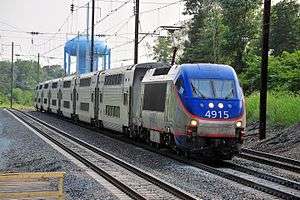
left=204, top=110, right=229, bottom=119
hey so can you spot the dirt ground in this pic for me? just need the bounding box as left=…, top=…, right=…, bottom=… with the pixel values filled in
left=243, top=122, right=300, bottom=160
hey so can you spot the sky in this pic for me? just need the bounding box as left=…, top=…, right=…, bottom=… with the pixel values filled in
left=0, top=0, right=187, bottom=72
left=0, top=0, right=294, bottom=71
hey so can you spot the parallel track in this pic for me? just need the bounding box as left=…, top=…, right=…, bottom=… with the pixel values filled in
left=240, top=148, right=300, bottom=173
left=223, top=162, right=300, bottom=191
left=16, top=109, right=300, bottom=200
left=8, top=109, right=199, bottom=200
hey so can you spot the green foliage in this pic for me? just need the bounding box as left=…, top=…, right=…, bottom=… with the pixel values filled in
left=246, top=91, right=300, bottom=126
left=0, top=59, right=64, bottom=107
left=181, top=5, right=227, bottom=64
left=218, top=0, right=261, bottom=72
left=180, top=0, right=261, bottom=72
left=0, top=61, right=11, bottom=95
left=0, top=91, right=9, bottom=105
left=12, top=88, right=33, bottom=105
left=153, top=36, right=173, bottom=63
left=270, top=0, right=300, bottom=55
left=239, top=50, right=300, bottom=93
left=42, top=65, right=65, bottom=80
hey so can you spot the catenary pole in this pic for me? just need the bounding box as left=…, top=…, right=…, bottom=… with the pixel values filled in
left=259, top=0, right=271, bottom=140
left=10, top=42, right=14, bottom=108
left=37, top=53, right=40, bottom=82
left=90, top=0, right=95, bottom=72
left=134, top=0, right=139, bottom=64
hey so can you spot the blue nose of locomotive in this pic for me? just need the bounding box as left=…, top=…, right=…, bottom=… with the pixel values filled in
left=186, top=99, right=243, bottom=119
left=178, top=64, right=244, bottom=119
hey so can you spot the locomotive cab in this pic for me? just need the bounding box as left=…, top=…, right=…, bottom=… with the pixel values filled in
left=174, top=64, right=246, bottom=159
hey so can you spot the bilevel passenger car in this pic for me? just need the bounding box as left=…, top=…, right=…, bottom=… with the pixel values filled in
left=34, top=63, right=246, bottom=160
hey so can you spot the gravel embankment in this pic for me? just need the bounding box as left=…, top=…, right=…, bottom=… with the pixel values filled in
left=0, top=109, right=122, bottom=200
left=244, top=122, right=300, bottom=160
left=28, top=110, right=278, bottom=200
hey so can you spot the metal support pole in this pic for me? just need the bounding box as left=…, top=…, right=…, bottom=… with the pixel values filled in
left=171, top=47, right=178, bottom=65
left=64, top=49, right=67, bottom=76
left=86, top=2, right=89, bottom=38
left=90, top=0, right=95, bottom=72
left=37, top=53, right=40, bottom=82
left=134, top=0, right=139, bottom=64
left=10, top=42, right=14, bottom=108
left=259, top=0, right=271, bottom=140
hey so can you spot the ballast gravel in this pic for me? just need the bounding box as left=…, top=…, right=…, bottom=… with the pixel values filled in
left=28, top=110, right=279, bottom=200
left=0, top=109, right=123, bottom=200
left=244, top=122, right=300, bottom=160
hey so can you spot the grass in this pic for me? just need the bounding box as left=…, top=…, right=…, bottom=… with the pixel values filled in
left=246, top=91, right=300, bottom=126
left=0, top=103, right=33, bottom=110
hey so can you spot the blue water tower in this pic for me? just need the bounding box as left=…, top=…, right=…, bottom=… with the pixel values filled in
left=64, top=35, right=111, bottom=75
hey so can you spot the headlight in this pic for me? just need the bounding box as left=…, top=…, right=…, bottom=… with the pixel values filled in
left=236, top=121, right=242, bottom=128
left=218, top=103, right=224, bottom=109
left=208, top=103, right=214, bottom=108
left=190, top=119, right=198, bottom=127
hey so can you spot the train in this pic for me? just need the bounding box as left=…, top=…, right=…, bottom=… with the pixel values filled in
left=34, top=62, right=246, bottom=160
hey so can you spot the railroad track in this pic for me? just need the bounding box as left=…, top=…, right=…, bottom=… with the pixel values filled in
left=223, top=162, right=300, bottom=191
left=239, top=148, right=300, bottom=173
left=8, top=109, right=199, bottom=200
left=15, top=109, right=300, bottom=200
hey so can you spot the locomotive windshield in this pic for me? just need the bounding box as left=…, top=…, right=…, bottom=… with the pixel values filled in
left=190, top=79, right=236, bottom=99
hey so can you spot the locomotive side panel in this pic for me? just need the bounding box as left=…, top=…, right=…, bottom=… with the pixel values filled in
left=166, top=84, right=190, bottom=139
left=141, top=82, right=168, bottom=132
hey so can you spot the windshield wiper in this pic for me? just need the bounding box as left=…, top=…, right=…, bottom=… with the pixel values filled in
left=191, top=83, right=206, bottom=98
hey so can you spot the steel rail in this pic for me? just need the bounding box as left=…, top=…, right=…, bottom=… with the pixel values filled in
left=10, top=109, right=199, bottom=200
left=8, top=109, right=146, bottom=200
left=238, top=150, right=300, bottom=174
left=241, top=148, right=300, bottom=169
left=18, top=109, right=300, bottom=200
left=223, top=161, right=300, bottom=190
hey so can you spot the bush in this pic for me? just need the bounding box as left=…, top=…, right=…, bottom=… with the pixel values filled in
left=246, top=91, right=300, bottom=126
left=0, top=92, right=9, bottom=106
left=12, top=88, right=34, bottom=105
left=240, top=50, right=300, bottom=93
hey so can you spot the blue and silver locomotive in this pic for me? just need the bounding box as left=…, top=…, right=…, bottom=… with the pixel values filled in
left=141, top=63, right=245, bottom=159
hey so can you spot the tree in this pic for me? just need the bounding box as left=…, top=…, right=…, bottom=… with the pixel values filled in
left=0, top=61, right=11, bottom=95
left=239, top=50, right=300, bottom=93
left=42, top=65, right=64, bottom=81
left=152, top=36, right=173, bottom=63
left=181, top=0, right=261, bottom=72
left=181, top=1, right=226, bottom=64
left=0, top=59, right=64, bottom=106
left=14, top=59, right=40, bottom=90
left=270, top=0, right=300, bottom=55
left=218, top=0, right=261, bottom=72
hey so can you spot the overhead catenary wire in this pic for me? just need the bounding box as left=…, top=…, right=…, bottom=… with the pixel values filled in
left=94, top=0, right=131, bottom=27
left=103, top=0, right=183, bottom=39
left=1, top=0, right=186, bottom=67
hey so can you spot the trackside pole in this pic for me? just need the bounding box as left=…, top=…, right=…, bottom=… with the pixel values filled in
left=10, top=42, right=14, bottom=108
left=259, top=0, right=271, bottom=140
